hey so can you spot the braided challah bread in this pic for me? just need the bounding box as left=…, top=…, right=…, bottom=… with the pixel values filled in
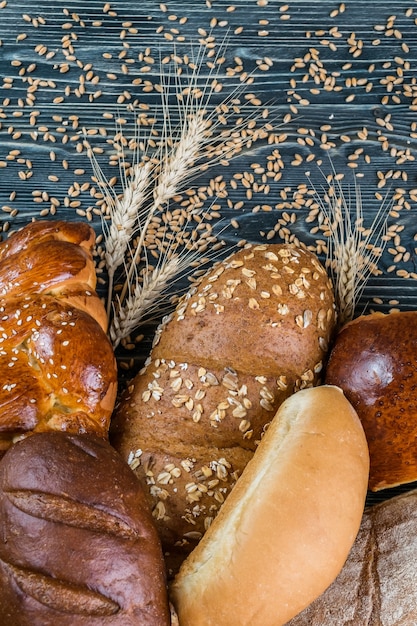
left=0, top=220, right=117, bottom=455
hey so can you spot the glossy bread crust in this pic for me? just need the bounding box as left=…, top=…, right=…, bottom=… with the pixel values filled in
left=0, top=432, right=171, bottom=626
left=0, top=221, right=117, bottom=453
left=325, top=310, right=417, bottom=490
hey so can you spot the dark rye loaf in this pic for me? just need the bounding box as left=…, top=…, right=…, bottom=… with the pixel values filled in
left=0, top=432, right=170, bottom=626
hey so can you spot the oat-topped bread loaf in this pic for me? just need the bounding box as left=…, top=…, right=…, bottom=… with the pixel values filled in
left=111, top=243, right=337, bottom=571
left=0, top=220, right=117, bottom=454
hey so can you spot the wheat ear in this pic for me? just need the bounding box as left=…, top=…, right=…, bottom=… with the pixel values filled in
left=110, top=204, right=230, bottom=348
left=91, top=37, right=275, bottom=345
left=87, top=117, right=158, bottom=317
left=117, top=38, right=234, bottom=302
left=118, top=112, right=210, bottom=305
left=307, top=167, right=391, bottom=326
left=109, top=255, right=182, bottom=348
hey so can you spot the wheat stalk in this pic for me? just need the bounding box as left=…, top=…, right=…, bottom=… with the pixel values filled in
left=118, top=112, right=211, bottom=305
left=109, top=205, right=230, bottom=348
left=110, top=247, right=204, bottom=349
left=86, top=113, right=162, bottom=316
left=307, top=166, right=391, bottom=326
left=110, top=255, right=182, bottom=348
left=89, top=149, right=155, bottom=317
left=89, top=37, right=273, bottom=347
left=117, top=37, right=266, bottom=304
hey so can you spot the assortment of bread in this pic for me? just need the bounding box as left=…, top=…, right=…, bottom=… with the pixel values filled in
left=1, top=218, right=415, bottom=625
left=325, top=311, right=417, bottom=491
left=111, top=242, right=337, bottom=570
left=0, top=220, right=118, bottom=454
left=170, top=386, right=370, bottom=626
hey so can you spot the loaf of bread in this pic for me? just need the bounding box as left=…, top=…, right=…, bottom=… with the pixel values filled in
left=170, top=385, right=370, bottom=626
left=111, top=242, right=337, bottom=570
left=0, top=431, right=171, bottom=625
left=285, top=487, right=417, bottom=625
left=0, top=220, right=118, bottom=454
left=325, top=310, right=417, bottom=490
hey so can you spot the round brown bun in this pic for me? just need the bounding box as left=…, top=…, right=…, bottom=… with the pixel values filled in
left=0, top=432, right=171, bottom=626
left=325, top=310, right=417, bottom=491
left=170, top=385, right=370, bottom=626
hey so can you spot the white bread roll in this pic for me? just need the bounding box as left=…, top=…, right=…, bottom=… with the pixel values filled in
left=170, top=385, right=370, bottom=626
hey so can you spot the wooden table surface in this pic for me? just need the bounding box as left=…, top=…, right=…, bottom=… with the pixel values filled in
left=1, top=0, right=417, bottom=505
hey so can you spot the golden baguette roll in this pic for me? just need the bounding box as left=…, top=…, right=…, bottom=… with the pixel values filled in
left=170, top=385, right=370, bottom=626
left=111, top=243, right=336, bottom=572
